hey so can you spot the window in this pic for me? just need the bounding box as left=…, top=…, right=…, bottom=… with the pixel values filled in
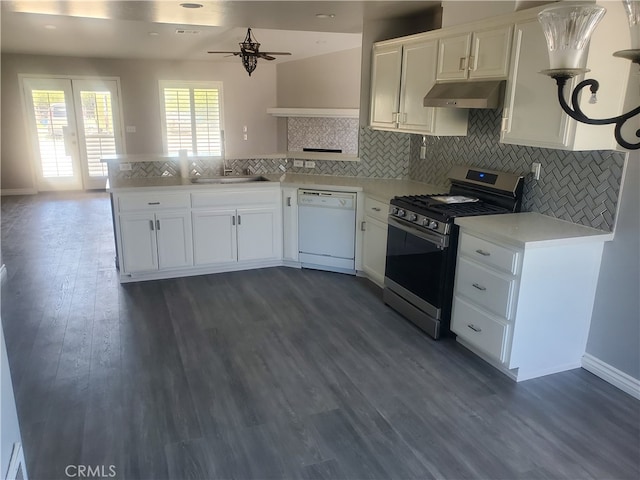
left=159, top=81, right=224, bottom=156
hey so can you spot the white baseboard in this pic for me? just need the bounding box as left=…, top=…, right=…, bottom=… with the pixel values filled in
left=582, top=354, right=640, bottom=400
left=1, top=188, right=37, bottom=196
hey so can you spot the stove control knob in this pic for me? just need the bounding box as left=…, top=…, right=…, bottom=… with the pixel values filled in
left=408, top=213, right=417, bottom=221
left=390, top=207, right=399, bottom=215
left=397, top=209, right=406, bottom=218
left=428, top=220, right=439, bottom=230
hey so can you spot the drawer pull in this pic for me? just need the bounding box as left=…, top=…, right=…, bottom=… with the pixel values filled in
left=467, top=324, right=482, bottom=333
left=472, top=283, right=487, bottom=291
left=147, top=202, right=160, bottom=205
left=475, top=249, right=491, bottom=256
left=371, top=207, right=381, bottom=212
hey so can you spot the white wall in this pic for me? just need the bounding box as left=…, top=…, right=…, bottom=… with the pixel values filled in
left=276, top=48, right=362, bottom=108
left=1, top=54, right=278, bottom=190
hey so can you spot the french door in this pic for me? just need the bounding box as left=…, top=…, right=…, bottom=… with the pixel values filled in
left=22, top=77, right=124, bottom=191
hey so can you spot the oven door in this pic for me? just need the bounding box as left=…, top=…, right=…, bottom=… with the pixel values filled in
left=384, top=216, right=450, bottom=318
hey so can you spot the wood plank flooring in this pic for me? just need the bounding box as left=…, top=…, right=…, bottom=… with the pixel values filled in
left=2, top=191, right=639, bottom=480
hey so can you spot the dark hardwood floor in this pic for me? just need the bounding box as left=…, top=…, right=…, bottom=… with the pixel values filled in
left=2, top=191, right=639, bottom=480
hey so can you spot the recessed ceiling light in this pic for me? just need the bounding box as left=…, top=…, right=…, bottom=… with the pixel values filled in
left=44, top=24, right=57, bottom=30
left=180, top=2, right=203, bottom=8
left=148, top=32, right=160, bottom=36
left=315, top=13, right=336, bottom=19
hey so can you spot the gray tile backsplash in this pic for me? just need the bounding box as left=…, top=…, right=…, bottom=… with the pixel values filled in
left=110, top=109, right=624, bottom=231
left=287, top=117, right=358, bottom=155
left=409, top=110, right=625, bottom=231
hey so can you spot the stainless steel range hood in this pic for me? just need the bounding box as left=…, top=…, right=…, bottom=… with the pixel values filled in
left=423, top=80, right=506, bottom=109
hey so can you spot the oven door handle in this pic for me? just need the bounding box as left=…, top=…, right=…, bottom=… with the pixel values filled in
left=387, top=216, right=448, bottom=249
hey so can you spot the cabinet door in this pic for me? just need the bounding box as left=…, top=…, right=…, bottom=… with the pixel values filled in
left=362, top=215, right=388, bottom=287
left=369, top=43, right=402, bottom=129
left=155, top=211, right=193, bottom=270
left=398, top=38, right=438, bottom=133
left=237, top=207, right=278, bottom=262
left=119, top=213, right=157, bottom=273
left=500, top=19, right=573, bottom=149
left=282, top=188, right=298, bottom=262
left=436, top=33, right=472, bottom=81
left=469, top=26, right=512, bottom=79
left=192, top=209, right=237, bottom=266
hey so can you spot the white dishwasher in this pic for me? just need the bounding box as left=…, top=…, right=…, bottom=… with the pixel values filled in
left=298, top=189, right=357, bottom=274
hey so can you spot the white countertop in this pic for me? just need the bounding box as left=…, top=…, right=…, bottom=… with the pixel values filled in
left=455, top=212, right=614, bottom=248
left=107, top=173, right=444, bottom=204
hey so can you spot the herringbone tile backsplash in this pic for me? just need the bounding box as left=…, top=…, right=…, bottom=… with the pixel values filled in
left=110, top=110, right=624, bottom=231
left=409, top=110, right=625, bottom=231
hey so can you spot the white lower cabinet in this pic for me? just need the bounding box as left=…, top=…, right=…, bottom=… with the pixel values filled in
left=281, top=187, right=298, bottom=263
left=452, top=215, right=610, bottom=382
left=119, top=211, right=193, bottom=274
left=114, top=186, right=281, bottom=282
left=361, top=196, right=389, bottom=287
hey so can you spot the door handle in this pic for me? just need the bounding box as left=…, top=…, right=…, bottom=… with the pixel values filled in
left=361, top=221, right=366, bottom=231
left=459, top=56, right=467, bottom=71
left=472, top=283, right=487, bottom=291
left=287, top=196, right=291, bottom=207
left=475, top=249, right=491, bottom=256
left=467, top=324, right=482, bottom=332
left=156, top=219, right=160, bottom=231
left=150, top=220, right=154, bottom=231
left=237, top=215, right=241, bottom=225
left=232, top=216, right=236, bottom=226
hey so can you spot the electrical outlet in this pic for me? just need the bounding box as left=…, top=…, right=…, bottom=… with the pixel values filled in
left=119, top=163, right=132, bottom=171
left=531, top=162, right=541, bottom=180
left=243, top=134, right=248, bottom=140
left=304, top=160, right=316, bottom=169
left=125, top=126, right=136, bottom=133
left=293, top=160, right=304, bottom=168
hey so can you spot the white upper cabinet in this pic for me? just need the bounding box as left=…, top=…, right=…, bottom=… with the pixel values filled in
left=370, top=35, right=468, bottom=136
left=370, top=43, right=403, bottom=130
left=437, top=25, right=513, bottom=81
left=500, top=3, right=632, bottom=151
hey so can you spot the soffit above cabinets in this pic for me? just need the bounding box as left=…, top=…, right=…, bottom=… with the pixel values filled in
left=267, top=108, right=359, bottom=118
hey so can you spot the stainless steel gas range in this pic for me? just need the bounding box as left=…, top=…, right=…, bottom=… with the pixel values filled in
left=383, top=166, right=524, bottom=339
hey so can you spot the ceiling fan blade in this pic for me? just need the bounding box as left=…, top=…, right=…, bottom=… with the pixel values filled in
left=258, top=54, right=276, bottom=61
left=207, top=51, right=242, bottom=54
left=260, top=52, right=292, bottom=56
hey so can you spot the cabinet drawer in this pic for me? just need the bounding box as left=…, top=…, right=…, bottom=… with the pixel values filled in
left=191, top=189, right=279, bottom=208
left=455, top=257, right=516, bottom=319
left=364, top=196, right=388, bottom=223
left=118, top=193, right=190, bottom=212
left=459, top=232, right=519, bottom=274
left=451, top=296, right=509, bottom=363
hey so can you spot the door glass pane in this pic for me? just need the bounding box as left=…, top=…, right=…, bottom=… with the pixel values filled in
left=31, top=90, right=73, bottom=177
left=80, top=90, right=116, bottom=177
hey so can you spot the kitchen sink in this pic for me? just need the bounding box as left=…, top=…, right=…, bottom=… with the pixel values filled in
left=190, top=175, right=270, bottom=184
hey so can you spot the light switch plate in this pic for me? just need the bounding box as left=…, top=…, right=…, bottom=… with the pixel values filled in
left=119, top=163, right=132, bottom=171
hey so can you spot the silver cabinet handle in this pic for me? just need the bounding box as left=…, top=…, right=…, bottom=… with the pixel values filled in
left=156, top=219, right=160, bottom=231
left=238, top=215, right=241, bottom=225
left=287, top=196, right=291, bottom=207
left=459, top=56, right=467, bottom=71
left=467, top=324, right=482, bottom=332
left=469, top=55, right=476, bottom=71
left=371, top=207, right=381, bottom=212
left=232, top=216, right=235, bottom=226
left=472, top=283, right=487, bottom=291
left=475, top=249, right=491, bottom=256
left=148, top=202, right=160, bottom=205
left=361, top=221, right=366, bottom=232
left=150, top=220, right=154, bottom=231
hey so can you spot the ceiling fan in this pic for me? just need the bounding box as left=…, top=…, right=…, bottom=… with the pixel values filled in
left=208, top=28, right=291, bottom=76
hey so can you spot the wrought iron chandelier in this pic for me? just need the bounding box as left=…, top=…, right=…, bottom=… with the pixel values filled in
left=538, top=0, right=640, bottom=150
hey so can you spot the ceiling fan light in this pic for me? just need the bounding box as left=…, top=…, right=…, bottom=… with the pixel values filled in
left=622, top=0, right=640, bottom=49
left=242, top=55, right=258, bottom=76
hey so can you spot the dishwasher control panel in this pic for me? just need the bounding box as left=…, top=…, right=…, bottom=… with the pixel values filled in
left=298, top=190, right=356, bottom=209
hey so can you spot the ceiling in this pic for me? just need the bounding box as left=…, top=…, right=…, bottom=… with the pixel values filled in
left=0, top=1, right=441, bottom=63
